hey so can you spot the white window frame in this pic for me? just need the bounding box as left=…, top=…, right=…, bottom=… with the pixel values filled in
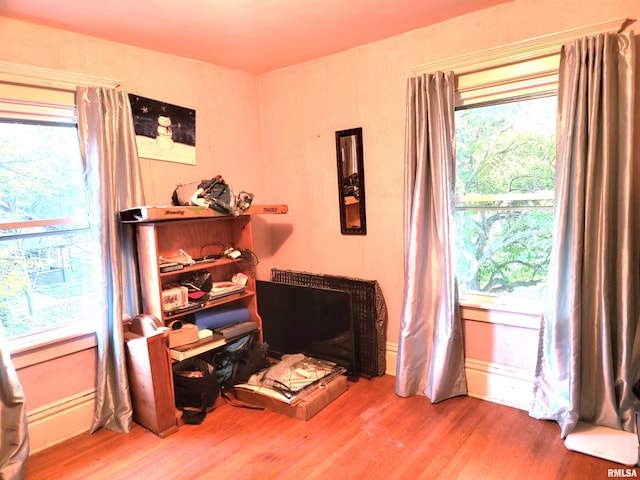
left=0, top=62, right=119, bottom=367
left=410, top=18, right=628, bottom=317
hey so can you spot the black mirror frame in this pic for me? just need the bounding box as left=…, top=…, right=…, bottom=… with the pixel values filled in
left=335, top=127, right=366, bottom=235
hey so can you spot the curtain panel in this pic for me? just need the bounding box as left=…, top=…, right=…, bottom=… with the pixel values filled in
left=530, top=31, right=639, bottom=437
left=76, top=87, right=146, bottom=433
left=0, top=332, right=29, bottom=480
left=395, top=72, right=467, bottom=402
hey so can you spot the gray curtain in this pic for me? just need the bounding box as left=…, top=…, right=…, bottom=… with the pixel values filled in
left=0, top=330, right=29, bottom=480
left=76, top=87, right=146, bottom=433
left=395, top=72, right=468, bottom=401
left=530, top=31, right=639, bottom=438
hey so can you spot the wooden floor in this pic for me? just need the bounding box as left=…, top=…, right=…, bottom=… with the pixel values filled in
left=27, top=375, right=625, bottom=480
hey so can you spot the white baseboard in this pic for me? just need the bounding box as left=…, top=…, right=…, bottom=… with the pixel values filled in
left=27, top=389, right=95, bottom=454
left=386, top=342, right=533, bottom=411
left=464, top=358, right=533, bottom=410
left=28, top=350, right=532, bottom=453
left=385, top=341, right=398, bottom=376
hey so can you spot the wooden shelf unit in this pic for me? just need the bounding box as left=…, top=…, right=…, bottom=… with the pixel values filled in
left=133, top=214, right=262, bottom=336
left=124, top=208, right=286, bottom=436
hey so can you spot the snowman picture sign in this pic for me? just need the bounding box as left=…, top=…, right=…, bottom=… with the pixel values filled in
left=156, top=115, right=174, bottom=150
left=129, top=94, right=196, bottom=165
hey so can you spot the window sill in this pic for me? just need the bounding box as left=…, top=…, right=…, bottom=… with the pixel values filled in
left=8, top=324, right=97, bottom=370
left=459, top=293, right=543, bottom=329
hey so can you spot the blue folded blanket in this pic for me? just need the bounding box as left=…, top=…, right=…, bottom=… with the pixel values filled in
left=187, top=306, right=251, bottom=330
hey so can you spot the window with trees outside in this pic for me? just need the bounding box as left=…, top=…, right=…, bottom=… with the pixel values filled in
left=454, top=95, right=557, bottom=300
left=0, top=114, right=103, bottom=341
left=408, top=21, right=626, bottom=309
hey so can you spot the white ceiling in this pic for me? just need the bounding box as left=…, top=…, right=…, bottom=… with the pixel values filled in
left=0, top=0, right=510, bottom=74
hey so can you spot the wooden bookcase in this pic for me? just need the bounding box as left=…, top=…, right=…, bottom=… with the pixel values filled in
left=123, top=210, right=287, bottom=435
left=133, top=214, right=262, bottom=335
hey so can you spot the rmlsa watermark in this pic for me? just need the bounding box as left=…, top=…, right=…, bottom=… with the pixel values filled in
left=608, top=468, right=638, bottom=477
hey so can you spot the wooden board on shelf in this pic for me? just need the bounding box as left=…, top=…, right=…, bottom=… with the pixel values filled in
left=119, top=204, right=288, bottom=223
left=170, top=332, right=226, bottom=362
left=163, top=290, right=252, bottom=321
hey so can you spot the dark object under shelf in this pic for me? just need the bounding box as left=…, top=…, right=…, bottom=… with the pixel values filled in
left=270, top=268, right=388, bottom=378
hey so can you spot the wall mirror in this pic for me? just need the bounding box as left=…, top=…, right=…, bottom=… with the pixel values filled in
left=335, top=128, right=366, bottom=235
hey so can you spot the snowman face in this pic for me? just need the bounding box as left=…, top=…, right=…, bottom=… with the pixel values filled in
left=158, top=115, right=171, bottom=127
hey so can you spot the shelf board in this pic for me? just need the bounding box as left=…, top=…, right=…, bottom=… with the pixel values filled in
left=159, top=257, right=239, bottom=277
left=162, top=290, right=254, bottom=321
left=120, top=204, right=288, bottom=223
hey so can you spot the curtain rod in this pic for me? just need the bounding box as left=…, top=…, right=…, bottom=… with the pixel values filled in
left=0, top=61, right=121, bottom=91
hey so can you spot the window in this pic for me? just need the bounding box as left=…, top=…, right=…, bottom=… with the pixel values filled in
left=454, top=95, right=557, bottom=299
left=0, top=89, right=104, bottom=341
left=408, top=19, right=628, bottom=305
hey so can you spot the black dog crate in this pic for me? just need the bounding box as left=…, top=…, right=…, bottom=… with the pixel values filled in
left=270, top=268, right=388, bottom=378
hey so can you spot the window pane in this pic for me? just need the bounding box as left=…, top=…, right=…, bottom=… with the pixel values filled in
left=0, top=120, right=102, bottom=338
left=454, top=208, right=553, bottom=297
left=454, top=96, right=556, bottom=298
left=0, top=121, right=90, bottom=235
left=0, top=233, right=102, bottom=337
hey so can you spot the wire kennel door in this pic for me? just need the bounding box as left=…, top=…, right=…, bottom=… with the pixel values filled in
left=270, top=269, right=388, bottom=378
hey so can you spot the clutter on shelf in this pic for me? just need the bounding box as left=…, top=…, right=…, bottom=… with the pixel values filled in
left=171, top=174, right=254, bottom=216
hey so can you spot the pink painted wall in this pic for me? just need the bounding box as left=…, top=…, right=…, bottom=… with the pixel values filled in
left=256, top=0, right=640, bottom=355
left=0, top=17, right=267, bottom=208
left=2, top=0, right=640, bottom=419
left=1, top=16, right=270, bottom=412
left=18, top=349, right=97, bottom=411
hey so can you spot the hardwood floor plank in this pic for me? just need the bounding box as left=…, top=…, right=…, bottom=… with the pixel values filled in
left=26, top=375, right=631, bottom=479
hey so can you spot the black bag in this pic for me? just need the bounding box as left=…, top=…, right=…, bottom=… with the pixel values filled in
left=172, top=175, right=233, bottom=214
left=172, top=357, right=219, bottom=424
left=198, top=177, right=233, bottom=214
left=213, top=334, right=270, bottom=388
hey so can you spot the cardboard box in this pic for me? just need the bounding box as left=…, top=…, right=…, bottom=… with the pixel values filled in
left=235, top=374, right=348, bottom=421
left=162, top=286, right=188, bottom=311
left=167, top=323, right=200, bottom=348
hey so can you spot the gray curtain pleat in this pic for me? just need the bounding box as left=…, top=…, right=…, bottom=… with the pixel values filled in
left=0, top=330, right=29, bottom=480
left=530, top=31, right=639, bottom=438
left=395, top=72, right=468, bottom=402
left=76, top=87, right=146, bottom=433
